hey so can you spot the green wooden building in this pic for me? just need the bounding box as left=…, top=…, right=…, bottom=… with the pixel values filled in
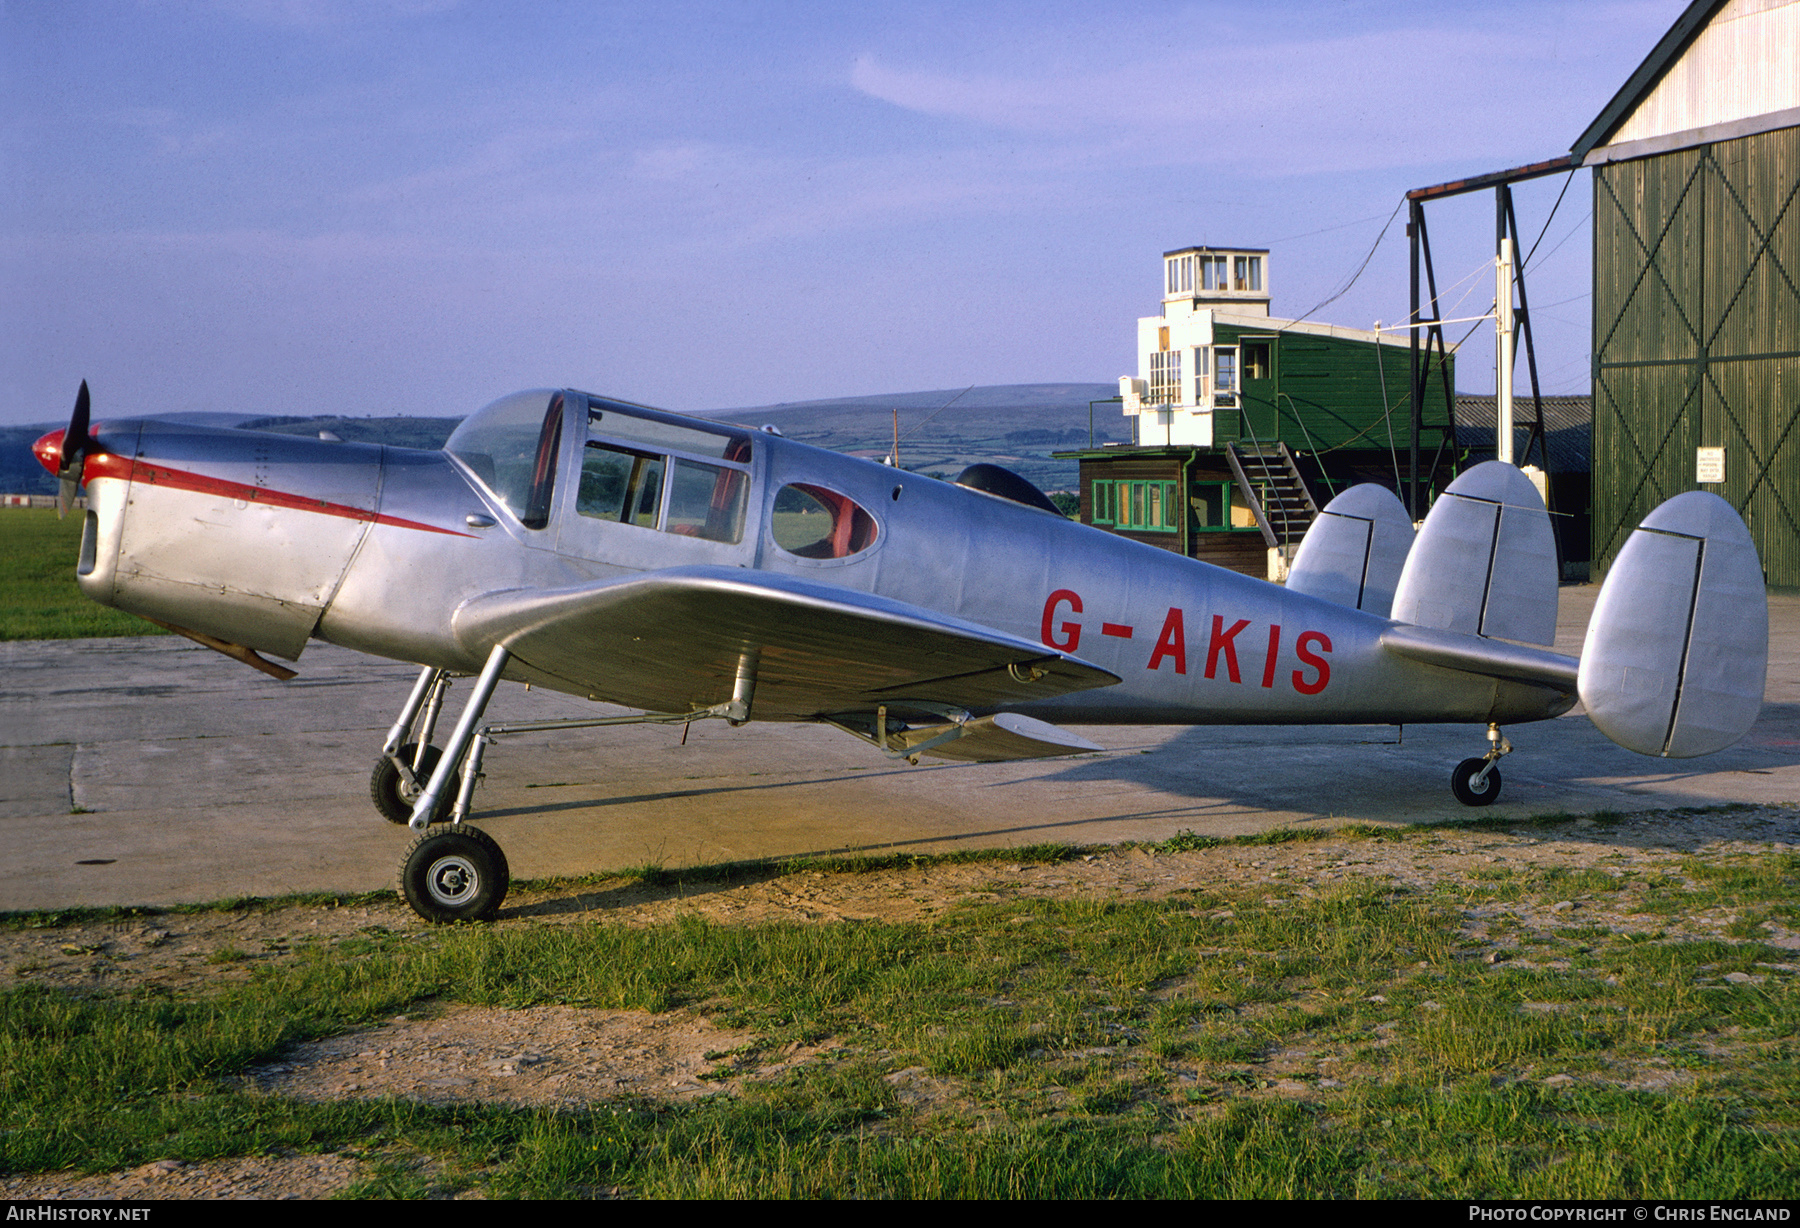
left=1057, top=246, right=1456, bottom=578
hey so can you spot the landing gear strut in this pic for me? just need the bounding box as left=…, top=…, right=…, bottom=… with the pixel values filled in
left=377, top=645, right=766, bottom=923
left=1451, top=724, right=1512, bottom=806
left=371, top=668, right=455, bottom=823
left=370, top=743, right=459, bottom=824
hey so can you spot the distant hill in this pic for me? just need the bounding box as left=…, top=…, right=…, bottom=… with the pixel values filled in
left=3, top=426, right=66, bottom=496
left=4, top=384, right=1125, bottom=496
left=236, top=415, right=462, bottom=450
left=714, top=383, right=1125, bottom=491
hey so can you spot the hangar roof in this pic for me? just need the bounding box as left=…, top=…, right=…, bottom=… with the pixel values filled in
left=1573, top=0, right=1800, bottom=165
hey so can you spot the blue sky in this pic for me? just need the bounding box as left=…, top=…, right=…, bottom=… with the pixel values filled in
left=1, top=0, right=1690, bottom=426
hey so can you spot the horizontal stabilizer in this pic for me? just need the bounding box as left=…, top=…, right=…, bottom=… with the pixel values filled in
left=1390, top=461, right=1558, bottom=645
left=890, top=713, right=1103, bottom=763
left=1579, top=491, right=1766, bottom=757
left=1380, top=623, right=1577, bottom=692
left=1286, top=484, right=1414, bottom=616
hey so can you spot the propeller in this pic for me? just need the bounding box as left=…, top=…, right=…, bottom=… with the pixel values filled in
left=54, top=381, right=91, bottom=519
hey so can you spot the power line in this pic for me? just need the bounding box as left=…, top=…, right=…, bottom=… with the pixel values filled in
left=1265, top=210, right=1400, bottom=246
left=1519, top=170, right=1577, bottom=272
left=1289, top=198, right=1405, bottom=327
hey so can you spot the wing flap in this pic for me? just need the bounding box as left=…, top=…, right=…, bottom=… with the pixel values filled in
left=834, top=711, right=1105, bottom=763
left=453, top=565, right=1120, bottom=719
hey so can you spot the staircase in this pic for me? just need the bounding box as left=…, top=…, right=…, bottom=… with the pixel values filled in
left=1224, top=443, right=1319, bottom=549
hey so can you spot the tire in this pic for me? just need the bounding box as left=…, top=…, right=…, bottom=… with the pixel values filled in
left=371, top=744, right=457, bottom=825
left=398, top=826, right=509, bottom=923
left=1451, top=757, right=1502, bottom=807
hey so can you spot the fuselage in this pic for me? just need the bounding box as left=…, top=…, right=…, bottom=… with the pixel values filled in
left=43, top=388, right=1574, bottom=729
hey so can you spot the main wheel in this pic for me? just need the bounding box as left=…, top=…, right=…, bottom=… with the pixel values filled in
left=371, top=744, right=457, bottom=825
left=1451, top=757, right=1502, bottom=806
left=398, top=826, right=509, bottom=923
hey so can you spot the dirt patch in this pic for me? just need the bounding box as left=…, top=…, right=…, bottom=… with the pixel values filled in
left=242, top=1003, right=804, bottom=1108
left=5, top=804, right=1798, bottom=1199
left=1, top=1153, right=376, bottom=1201
left=12, top=805, right=1795, bottom=1001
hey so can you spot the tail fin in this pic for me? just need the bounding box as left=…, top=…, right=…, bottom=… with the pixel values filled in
left=1286, top=484, right=1414, bottom=616
left=1579, top=491, right=1766, bottom=757
left=1390, top=461, right=1558, bottom=645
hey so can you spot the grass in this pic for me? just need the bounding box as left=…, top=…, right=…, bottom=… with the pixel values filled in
left=4, top=830, right=1797, bottom=1198
left=0, top=508, right=165, bottom=640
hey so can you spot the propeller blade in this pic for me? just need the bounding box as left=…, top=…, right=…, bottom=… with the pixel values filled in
left=55, top=381, right=92, bottom=520
left=68, top=380, right=90, bottom=454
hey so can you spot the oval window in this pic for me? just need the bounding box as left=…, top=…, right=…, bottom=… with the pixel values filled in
left=772, top=483, right=877, bottom=559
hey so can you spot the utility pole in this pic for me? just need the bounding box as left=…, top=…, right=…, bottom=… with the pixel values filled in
left=1496, top=235, right=1515, bottom=465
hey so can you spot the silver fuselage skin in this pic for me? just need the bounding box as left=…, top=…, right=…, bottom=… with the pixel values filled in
left=68, top=390, right=1573, bottom=729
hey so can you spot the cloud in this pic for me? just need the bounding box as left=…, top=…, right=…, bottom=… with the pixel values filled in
left=849, top=55, right=1076, bottom=134
left=202, top=0, right=461, bottom=31
left=847, top=5, right=1674, bottom=176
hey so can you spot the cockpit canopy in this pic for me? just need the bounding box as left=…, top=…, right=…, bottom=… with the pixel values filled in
left=445, top=389, right=565, bottom=527
left=446, top=389, right=756, bottom=539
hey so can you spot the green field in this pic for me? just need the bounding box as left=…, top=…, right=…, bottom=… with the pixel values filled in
left=0, top=508, right=164, bottom=641
left=3, top=828, right=1797, bottom=1198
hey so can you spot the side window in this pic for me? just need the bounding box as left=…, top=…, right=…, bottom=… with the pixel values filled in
left=1190, top=481, right=1258, bottom=532
left=579, top=444, right=663, bottom=528
left=578, top=404, right=748, bottom=542
left=1192, top=482, right=1227, bottom=529
left=666, top=459, right=748, bottom=543
left=772, top=484, right=878, bottom=559
left=1214, top=347, right=1239, bottom=408
left=1109, top=480, right=1179, bottom=532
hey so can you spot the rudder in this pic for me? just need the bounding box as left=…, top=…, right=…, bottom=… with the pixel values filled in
left=1578, top=491, right=1766, bottom=757
left=1390, top=461, right=1558, bottom=645
left=1286, top=484, right=1414, bottom=617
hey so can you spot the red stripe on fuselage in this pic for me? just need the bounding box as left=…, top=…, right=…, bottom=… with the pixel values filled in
left=83, top=453, right=474, bottom=537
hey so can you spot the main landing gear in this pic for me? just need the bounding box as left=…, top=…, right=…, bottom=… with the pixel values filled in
left=398, top=825, right=509, bottom=923
left=375, top=646, right=763, bottom=923
left=1451, top=723, right=1513, bottom=807
left=375, top=664, right=499, bottom=922
left=371, top=743, right=456, bottom=824
left=372, top=669, right=455, bottom=824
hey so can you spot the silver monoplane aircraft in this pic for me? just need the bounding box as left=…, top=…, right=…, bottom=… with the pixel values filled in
left=34, top=383, right=1769, bottom=922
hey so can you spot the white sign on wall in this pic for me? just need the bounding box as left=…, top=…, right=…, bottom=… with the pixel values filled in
left=1697, top=446, right=1726, bottom=484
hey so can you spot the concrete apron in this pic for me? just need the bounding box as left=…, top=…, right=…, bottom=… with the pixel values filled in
left=2, top=587, right=1796, bottom=912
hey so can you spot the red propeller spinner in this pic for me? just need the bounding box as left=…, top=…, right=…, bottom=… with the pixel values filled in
left=33, top=381, right=92, bottom=517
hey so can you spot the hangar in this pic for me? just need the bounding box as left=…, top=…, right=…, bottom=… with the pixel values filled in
left=1576, top=0, right=1800, bottom=589
left=1395, top=0, right=1796, bottom=589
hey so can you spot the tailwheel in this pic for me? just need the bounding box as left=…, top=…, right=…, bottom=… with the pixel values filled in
left=1450, top=757, right=1502, bottom=806
left=371, top=744, right=457, bottom=825
left=398, top=825, right=509, bottom=923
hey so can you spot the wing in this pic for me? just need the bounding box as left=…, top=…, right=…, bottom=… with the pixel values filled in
left=453, top=565, right=1121, bottom=720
